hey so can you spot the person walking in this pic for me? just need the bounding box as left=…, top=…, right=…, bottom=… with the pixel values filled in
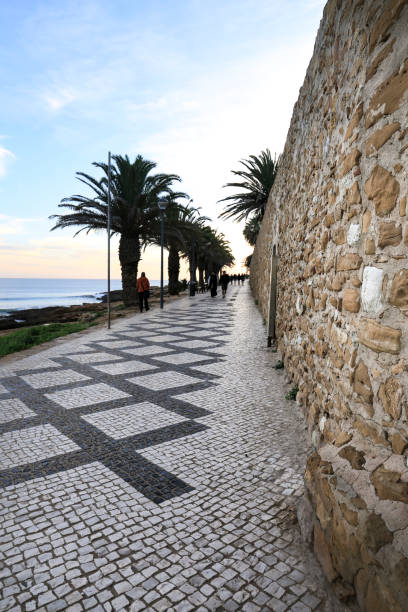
left=208, top=272, right=217, bottom=298
left=137, top=272, right=150, bottom=312
left=220, top=270, right=230, bottom=298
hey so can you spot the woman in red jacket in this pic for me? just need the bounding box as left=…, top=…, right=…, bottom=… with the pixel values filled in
left=136, top=272, right=150, bottom=312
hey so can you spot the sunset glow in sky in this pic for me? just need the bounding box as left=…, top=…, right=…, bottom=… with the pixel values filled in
left=0, top=0, right=326, bottom=279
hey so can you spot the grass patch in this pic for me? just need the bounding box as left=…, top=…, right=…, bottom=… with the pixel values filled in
left=285, top=385, right=299, bottom=401
left=274, top=360, right=284, bottom=369
left=0, top=322, right=96, bottom=358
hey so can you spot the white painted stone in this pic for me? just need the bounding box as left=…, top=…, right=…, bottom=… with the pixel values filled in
left=319, top=415, right=327, bottom=433
left=362, top=266, right=383, bottom=313
left=323, top=135, right=330, bottom=157
left=296, top=296, right=304, bottom=315
left=347, top=223, right=361, bottom=246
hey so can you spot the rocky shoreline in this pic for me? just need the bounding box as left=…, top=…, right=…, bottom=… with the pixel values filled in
left=0, top=287, right=166, bottom=332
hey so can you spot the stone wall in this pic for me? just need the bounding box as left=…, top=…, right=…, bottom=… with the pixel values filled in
left=250, top=0, right=408, bottom=608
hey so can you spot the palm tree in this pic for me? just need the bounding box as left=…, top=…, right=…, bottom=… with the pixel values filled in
left=182, top=215, right=210, bottom=293
left=218, top=149, right=279, bottom=222
left=50, top=155, right=186, bottom=306
left=196, top=228, right=234, bottom=279
left=162, top=202, right=208, bottom=295
left=243, top=212, right=262, bottom=246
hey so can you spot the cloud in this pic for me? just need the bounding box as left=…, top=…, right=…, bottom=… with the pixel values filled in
left=2, top=0, right=326, bottom=275
left=44, top=88, right=77, bottom=111
left=0, top=146, right=15, bottom=178
left=0, top=214, right=46, bottom=236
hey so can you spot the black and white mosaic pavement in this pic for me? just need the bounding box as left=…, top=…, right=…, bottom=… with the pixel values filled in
left=0, top=300, right=231, bottom=504
left=0, top=287, right=346, bottom=611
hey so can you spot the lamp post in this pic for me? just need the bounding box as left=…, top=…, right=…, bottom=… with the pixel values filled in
left=189, top=241, right=196, bottom=296
left=158, top=197, right=168, bottom=309
left=107, top=151, right=111, bottom=329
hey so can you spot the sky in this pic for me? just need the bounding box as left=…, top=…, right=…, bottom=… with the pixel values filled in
left=0, top=0, right=326, bottom=280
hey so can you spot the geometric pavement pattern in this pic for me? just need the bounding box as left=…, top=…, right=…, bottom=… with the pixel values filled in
left=0, top=304, right=225, bottom=502
left=0, top=285, right=346, bottom=611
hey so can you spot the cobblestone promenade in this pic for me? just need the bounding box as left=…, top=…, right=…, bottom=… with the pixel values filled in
left=0, top=285, right=346, bottom=611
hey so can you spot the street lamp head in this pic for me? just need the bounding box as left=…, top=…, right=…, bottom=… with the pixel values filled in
left=158, top=197, right=168, bottom=212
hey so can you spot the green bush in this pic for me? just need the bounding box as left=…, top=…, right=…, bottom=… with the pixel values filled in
left=0, top=322, right=95, bottom=358
left=274, top=360, right=284, bottom=369
left=285, top=385, right=299, bottom=401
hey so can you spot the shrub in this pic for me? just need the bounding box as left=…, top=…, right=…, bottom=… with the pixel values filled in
left=274, top=360, right=284, bottom=369
left=0, top=322, right=95, bottom=358
left=285, top=385, right=299, bottom=401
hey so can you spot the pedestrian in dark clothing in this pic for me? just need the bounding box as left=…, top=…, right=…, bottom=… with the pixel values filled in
left=137, top=272, right=150, bottom=312
left=220, top=270, right=230, bottom=298
left=208, top=272, right=217, bottom=297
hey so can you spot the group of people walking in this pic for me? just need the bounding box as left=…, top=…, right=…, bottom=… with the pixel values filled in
left=208, top=271, right=246, bottom=299
left=136, top=269, right=247, bottom=313
left=229, top=273, right=246, bottom=284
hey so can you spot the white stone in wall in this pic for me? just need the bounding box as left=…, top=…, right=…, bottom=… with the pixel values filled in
left=296, top=295, right=304, bottom=315
left=323, top=135, right=329, bottom=157
left=362, top=266, right=383, bottom=313
left=319, top=414, right=327, bottom=433
left=347, top=223, right=361, bottom=246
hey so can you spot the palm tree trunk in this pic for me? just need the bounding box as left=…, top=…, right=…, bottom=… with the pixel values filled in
left=198, top=267, right=204, bottom=286
left=189, top=251, right=197, bottom=283
left=168, top=244, right=180, bottom=295
left=119, top=235, right=140, bottom=306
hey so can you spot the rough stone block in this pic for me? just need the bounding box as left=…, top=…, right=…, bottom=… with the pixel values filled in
left=378, top=221, right=402, bottom=247
left=339, top=149, right=362, bottom=177
left=347, top=181, right=362, bottom=205
left=358, top=318, right=401, bottom=354
left=390, top=431, right=408, bottom=454
left=353, top=361, right=373, bottom=405
left=313, top=521, right=338, bottom=582
left=390, top=269, right=408, bottom=312
left=362, top=209, right=371, bottom=233
left=365, top=237, right=376, bottom=254
left=378, top=377, right=403, bottom=420
left=365, top=122, right=400, bottom=155
left=343, top=288, right=360, bottom=312
left=400, top=196, right=406, bottom=216
left=337, top=253, right=362, bottom=271
left=364, top=165, right=400, bottom=216
left=345, top=103, right=363, bottom=140
left=371, top=464, right=408, bottom=503
left=333, top=228, right=346, bottom=244
left=354, top=417, right=389, bottom=446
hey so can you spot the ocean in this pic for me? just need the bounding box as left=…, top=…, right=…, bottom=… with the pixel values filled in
left=0, top=278, right=160, bottom=315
